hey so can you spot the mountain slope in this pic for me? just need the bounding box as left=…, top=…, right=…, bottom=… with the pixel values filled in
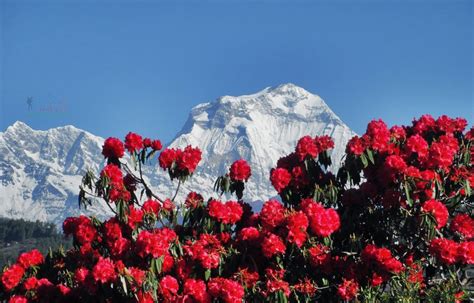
left=0, top=121, right=111, bottom=225
left=148, top=83, right=355, bottom=202
left=0, top=84, right=355, bottom=225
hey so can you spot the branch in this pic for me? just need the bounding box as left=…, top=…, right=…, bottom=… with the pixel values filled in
left=172, top=179, right=182, bottom=202
left=81, top=187, right=118, bottom=216
left=121, top=161, right=164, bottom=203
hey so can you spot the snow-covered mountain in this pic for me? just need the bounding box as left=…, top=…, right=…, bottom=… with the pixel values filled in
left=149, top=83, right=355, bottom=202
left=0, top=122, right=111, bottom=225
left=0, top=84, right=355, bottom=225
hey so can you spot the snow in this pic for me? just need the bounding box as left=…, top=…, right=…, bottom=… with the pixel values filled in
left=0, top=83, right=356, bottom=226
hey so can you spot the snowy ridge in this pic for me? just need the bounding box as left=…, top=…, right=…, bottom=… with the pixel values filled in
left=0, top=84, right=355, bottom=225
left=0, top=121, right=112, bottom=225
left=148, top=83, right=355, bottom=203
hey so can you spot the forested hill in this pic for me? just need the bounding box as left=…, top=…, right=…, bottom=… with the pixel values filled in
left=0, top=218, right=71, bottom=267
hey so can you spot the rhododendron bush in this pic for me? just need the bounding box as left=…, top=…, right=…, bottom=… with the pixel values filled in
left=1, top=115, right=473, bottom=302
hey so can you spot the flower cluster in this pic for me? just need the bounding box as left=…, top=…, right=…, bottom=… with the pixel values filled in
left=229, top=159, right=252, bottom=182
left=208, top=200, right=243, bottom=225
left=1, top=116, right=472, bottom=302
left=270, top=135, right=335, bottom=204
left=429, top=238, right=474, bottom=265
left=159, top=145, right=202, bottom=180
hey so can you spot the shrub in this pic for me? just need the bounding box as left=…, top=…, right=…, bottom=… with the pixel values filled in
left=1, top=116, right=472, bottom=302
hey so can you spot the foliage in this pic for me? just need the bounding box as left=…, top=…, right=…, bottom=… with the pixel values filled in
left=0, top=115, right=473, bottom=302
left=0, top=218, right=71, bottom=268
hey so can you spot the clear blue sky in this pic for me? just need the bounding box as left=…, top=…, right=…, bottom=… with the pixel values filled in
left=1, top=0, right=472, bottom=143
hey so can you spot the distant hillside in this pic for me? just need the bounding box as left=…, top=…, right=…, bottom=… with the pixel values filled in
left=0, top=217, right=71, bottom=267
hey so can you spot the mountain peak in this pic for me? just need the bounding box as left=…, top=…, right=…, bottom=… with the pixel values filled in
left=268, top=83, right=310, bottom=96
left=8, top=121, right=32, bottom=132
left=165, top=84, right=355, bottom=205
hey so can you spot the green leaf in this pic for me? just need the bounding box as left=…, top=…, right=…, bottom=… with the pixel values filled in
left=464, top=180, right=471, bottom=197
left=151, top=256, right=164, bottom=275
left=277, top=290, right=288, bottom=303
left=366, top=149, right=375, bottom=164
left=404, top=182, right=413, bottom=207
left=120, top=275, right=128, bottom=295
left=360, top=153, right=368, bottom=168
left=204, top=269, right=211, bottom=281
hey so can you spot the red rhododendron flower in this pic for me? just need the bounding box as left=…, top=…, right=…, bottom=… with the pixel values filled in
left=104, top=218, right=122, bottom=241
left=17, top=249, right=44, bottom=268
left=427, top=135, right=458, bottom=169
left=458, top=242, right=474, bottom=264
left=293, top=278, right=317, bottom=296
left=23, top=276, right=38, bottom=291
left=238, top=227, right=260, bottom=243
left=1, top=264, right=24, bottom=292
left=136, top=230, right=171, bottom=258
left=127, top=267, right=146, bottom=287
left=183, top=279, right=210, bottom=303
left=308, top=244, right=331, bottom=269
left=127, top=206, right=144, bottom=229
left=270, top=168, right=292, bottom=193
left=185, top=191, right=204, bottom=208
left=229, top=159, right=251, bottom=181
left=101, top=164, right=123, bottom=185
left=207, top=199, right=227, bottom=221
left=102, top=137, right=125, bottom=158
left=261, top=233, right=286, bottom=258
left=184, top=234, right=222, bottom=269
left=300, top=198, right=324, bottom=217
left=361, top=244, right=403, bottom=274
left=436, top=115, right=468, bottom=134
left=160, top=275, right=179, bottom=300
left=208, top=278, right=244, bottom=303
left=151, top=139, right=163, bottom=151
left=124, top=132, right=143, bottom=153
left=66, top=215, right=97, bottom=245
left=385, top=155, right=407, bottom=173
left=162, top=198, right=175, bottom=212
left=137, top=291, right=154, bottom=303
left=143, top=138, right=152, bottom=147
left=430, top=238, right=459, bottom=264
left=286, top=211, right=309, bottom=247
left=405, top=134, right=428, bottom=159
left=260, top=200, right=286, bottom=229
left=412, top=114, right=436, bottom=135
left=234, top=268, right=259, bottom=289
left=337, top=279, right=359, bottom=301
left=142, top=198, right=161, bottom=216
left=309, top=208, right=340, bottom=237
left=208, top=199, right=243, bottom=225
left=226, top=201, right=244, bottom=224
left=159, top=148, right=178, bottom=169
left=422, top=199, right=449, bottom=229
left=266, top=279, right=290, bottom=297
left=92, top=257, right=116, bottom=283
left=390, top=125, right=406, bottom=140
left=450, top=214, right=474, bottom=239
left=296, top=136, right=319, bottom=160
left=74, top=267, right=90, bottom=284
left=365, top=119, right=390, bottom=152
left=178, top=145, right=202, bottom=173
left=8, top=295, right=27, bottom=303
left=314, top=135, right=335, bottom=151
left=346, top=136, right=366, bottom=155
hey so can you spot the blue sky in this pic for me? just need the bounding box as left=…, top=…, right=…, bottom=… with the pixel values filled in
left=1, top=0, right=472, bottom=143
